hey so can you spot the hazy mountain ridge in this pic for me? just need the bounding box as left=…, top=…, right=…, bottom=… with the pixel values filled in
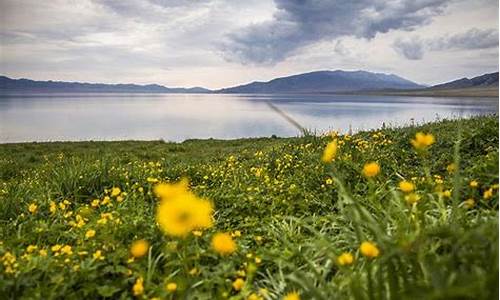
left=217, top=70, right=424, bottom=93
left=0, top=76, right=210, bottom=93
left=429, top=72, right=498, bottom=90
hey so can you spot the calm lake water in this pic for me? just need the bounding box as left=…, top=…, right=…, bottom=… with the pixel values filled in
left=0, top=93, right=497, bottom=143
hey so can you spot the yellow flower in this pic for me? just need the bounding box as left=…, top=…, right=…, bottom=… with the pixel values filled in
left=93, top=250, right=104, bottom=260
left=411, top=132, right=435, bottom=150
left=360, top=241, right=380, bottom=258
left=60, top=245, right=73, bottom=255
left=483, top=188, right=493, bottom=199
left=51, top=244, right=62, bottom=252
left=154, top=178, right=189, bottom=200
left=111, top=187, right=121, bottom=197
left=405, top=193, right=421, bottom=205
left=28, top=203, right=38, bottom=214
left=132, top=277, right=144, bottom=296
left=211, top=233, right=237, bottom=255
left=165, top=282, right=177, bottom=292
left=442, top=190, right=452, bottom=198
left=337, top=252, right=354, bottom=266
left=232, top=278, right=245, bottom=291
left=39, top=249, right=48, bottom=257
left=362, top=162, right=380, bottom=178
left=325, top=178, right=333, bottom=185
left=248, top=293, right=263, bottom=300
left=232, top=230, right=242, bottom=237
left=156, top=184, right=213, bottom=237
left=91, top=199, right=100, bottom=208
left=469, top=180, right=479, bottom=188
left=192, top=230, right=203, bottom=237
left=446, top=163, right=457, bottom=173
left=283, top=291, right=301, bottom=300
left=49, top=201, right=57, bottom=214
left=463, top=198, right=475, bottom=209
left=322, top=140, right=338, bottom=163
left=130, top=239, right=149, bottom=258
left=26, top=245, right=38, bottom=253
left=399, top=180, right=415, bottom=193
left=85, top=229, right=96, bottom=239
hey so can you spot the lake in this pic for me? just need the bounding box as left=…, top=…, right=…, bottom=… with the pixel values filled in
left=0, top=93, right=497, bottom=143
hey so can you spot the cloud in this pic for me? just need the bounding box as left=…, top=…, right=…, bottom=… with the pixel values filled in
left=393, top=28, right=499, bottom=60
left=221, top=0, right=449, bottom=64
left=393, top=38, right=425, bottom=60
left=429, top=28, right=499, bottom=50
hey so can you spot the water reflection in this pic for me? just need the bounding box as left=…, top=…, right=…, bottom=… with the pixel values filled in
left=0, top=93, right=497, bottom=142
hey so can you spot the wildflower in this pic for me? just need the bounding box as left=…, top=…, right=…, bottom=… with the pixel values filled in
left=39, top=249, right=48, bottom=257
left=91, top=199, right=100, bottom=208
left=192, top=230, right=203, bottom=237
left=165, top=282, right=177, bottom=292
left=111, top=187, right=121, bottom=197
left=363, top=162, right=380, bottom=178
left=189, top=267, right=199, bottom=276
left=411, top=132, right=435, bottom=150
left=463, top=198, right=475, bottom=209
left=93, top=250, right=104, bottom=260
left=211, top=233, right=237, bottom=255
left=28, top=203, right=38, bottom=214
left=399, top=181, right=415, bottom=193
left=154, top=178, right=189, bottom=200
left=442, top=190, right=452, bottom=198
left=405, top=193, right=421, bottom=205
left=85, top=229, right=96, bottom=239
left=130, top=240, right=149, bottom=258
left=469, top=180, right=479, bottom=188
left=26, top=245, right=38, bottom=253
left=60, top=245, right=73, bottom=255
left=283, top=291, right=301, bottom=300
left=51, top=244, right=62, bottom=252
left=337, top=252, right=354, bottom=266
left=49, top=201, right=57, bottom=214
left=132, top=277, right=144, bottom=296
left=248, top=293, right=263, bottom=300
left=325, top=178, right=333, bottom=185
left=232, top=278, right=245, bottom=291
left=446, top=163, right=457, bottom=173
left=232, top=230, right=242, bottom=237
left=360, top=241, right=380, bottom=258
left=322, top=140, right=338, bottom=163
left=156, top=184, right=213, bottom=237
left=255, top=256, right=262, bottom=264
left=483, top=188, right=493, bottom=199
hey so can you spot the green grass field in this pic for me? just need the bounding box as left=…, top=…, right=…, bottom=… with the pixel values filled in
left=0, top=115, right=498, bottom=300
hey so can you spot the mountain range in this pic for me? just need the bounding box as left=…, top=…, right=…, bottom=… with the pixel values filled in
left=0, top=70, right=498, bottom=96
left=0, top=76, right=210, bottom=93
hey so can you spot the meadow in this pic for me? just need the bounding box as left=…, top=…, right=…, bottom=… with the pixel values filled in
left=0, top=115, right=498, bottom=300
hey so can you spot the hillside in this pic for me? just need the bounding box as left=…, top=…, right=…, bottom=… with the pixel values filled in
left=217, top=70, right=424, bottom=93
left=430, top=72, right=498, bottom=90
left=0, top=76, right=210, bottom=93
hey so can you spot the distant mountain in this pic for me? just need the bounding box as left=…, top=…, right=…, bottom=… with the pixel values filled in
left=429, top=72, right=498, bottom=90
left=0, top=76, right=211, bottom=93
left=217, top=70, right=424, bottom=93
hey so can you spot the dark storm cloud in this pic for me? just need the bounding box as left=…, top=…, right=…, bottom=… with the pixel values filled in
left=393, top=28, right=499, bottom=60
left=221, top=0, right=449, bottom=64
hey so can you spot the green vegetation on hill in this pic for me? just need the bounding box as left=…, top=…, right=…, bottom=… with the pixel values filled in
left=0, top=116, right=498, bottom=299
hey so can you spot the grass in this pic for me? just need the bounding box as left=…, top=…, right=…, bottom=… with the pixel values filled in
left=0, top=115, right=498, bottom=299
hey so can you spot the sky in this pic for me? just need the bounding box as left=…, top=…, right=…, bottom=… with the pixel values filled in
left=0, top=0, right=498, bottom=89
